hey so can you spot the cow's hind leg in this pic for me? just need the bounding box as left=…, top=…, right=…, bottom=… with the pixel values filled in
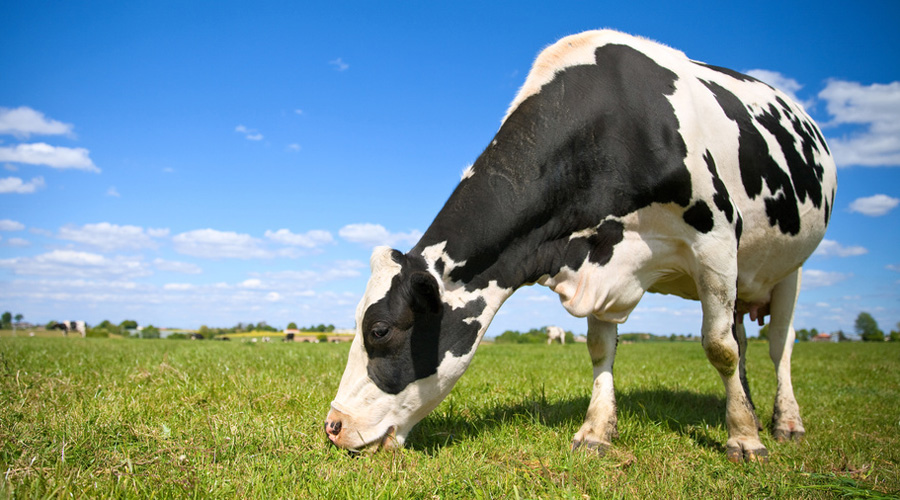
left=698, top=268, right=768, bottom=463
left=768, top=269, right=805, bottom=442
left=572, top=316, right=618, bottom=455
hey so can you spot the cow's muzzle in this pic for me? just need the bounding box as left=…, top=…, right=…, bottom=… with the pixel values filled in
left=324, top=407, right=399, bottom=452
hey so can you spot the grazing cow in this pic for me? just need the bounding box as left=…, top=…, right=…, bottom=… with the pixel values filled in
left=52, top=321, right=86, bottom=337
left=546, top=326, right=566, bottom=345
left=326, top=30, right=836, bottom=463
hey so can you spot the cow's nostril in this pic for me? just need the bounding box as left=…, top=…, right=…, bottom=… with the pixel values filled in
left=326, top=420, right=342, bottom=436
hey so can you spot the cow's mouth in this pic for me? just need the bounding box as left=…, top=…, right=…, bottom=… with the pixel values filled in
left=330, top=425, right=398, bottom=455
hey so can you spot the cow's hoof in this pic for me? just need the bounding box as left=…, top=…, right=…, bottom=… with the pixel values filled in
left=773, top=427, right=805, bottom=443
left=725, top=443, right=769, bottom=464
left=571, top=438, right=611, bottom=456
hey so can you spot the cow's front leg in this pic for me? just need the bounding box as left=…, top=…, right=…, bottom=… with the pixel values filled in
left=572, top=316, right=618, bottom=455
left=699, top=274, right=768, bottom=463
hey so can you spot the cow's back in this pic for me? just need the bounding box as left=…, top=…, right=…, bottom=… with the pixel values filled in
left=506, top=30, right=836, bottom=309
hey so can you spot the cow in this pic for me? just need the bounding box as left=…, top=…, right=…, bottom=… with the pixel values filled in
left=546, top=325, right=566, bottom=345
left=52, top=321, right=86, bottom=337
left=326, top=30, right=836, bottom=463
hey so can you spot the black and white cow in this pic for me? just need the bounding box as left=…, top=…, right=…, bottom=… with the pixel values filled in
left=52, top=321, right=86, bottom=337
left=326, top=30, right=836, bottom=463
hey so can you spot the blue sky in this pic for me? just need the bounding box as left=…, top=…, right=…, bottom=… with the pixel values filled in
left=1, top=1, right=898, bottom=337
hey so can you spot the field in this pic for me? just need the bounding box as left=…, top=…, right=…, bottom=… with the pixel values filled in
left=1, top=337, right=898, bottom=499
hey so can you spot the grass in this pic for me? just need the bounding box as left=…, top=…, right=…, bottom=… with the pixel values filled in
left=1, top=337, right=898, bottom=499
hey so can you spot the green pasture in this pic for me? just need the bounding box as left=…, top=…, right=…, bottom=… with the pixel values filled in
left=1, top=337, right=897, bottom=498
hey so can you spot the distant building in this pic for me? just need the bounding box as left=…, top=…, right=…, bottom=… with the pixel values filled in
left=811, top=332, right=834, bottom=342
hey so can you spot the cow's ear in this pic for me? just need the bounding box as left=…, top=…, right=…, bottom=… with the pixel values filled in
left=408, top=271, right=442, bottom=315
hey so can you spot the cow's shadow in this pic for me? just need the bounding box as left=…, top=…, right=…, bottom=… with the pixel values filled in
left=408, top=388, right=728, bottom=455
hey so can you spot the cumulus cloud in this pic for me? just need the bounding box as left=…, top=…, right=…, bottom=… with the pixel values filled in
left=58, top=222, right=170, bottom=251
left=0, top=219, right=25, bottom=231
left=848, top=194, right=899, bottom=216
left=163, top=283, right=194, bottom=291
left=0, top=106, right=73, bottom=138
left=106, top=186, right=121, bottom=197
left=813, top=239, right=868, bottom=257
left=745, top=69, right=808, bottom=107
left=153, top=258, right=202, bottom=274
left=819, top=80, right=900, bottom=167
left=329, top=57, right=349, bottom=71
left=0, top=176, right=45, bottom=194
left=4, top=237, right=30, bottom=247
left=172, top=228, right=271, bottom=259
left=0, top=250, right=151, bottom=279
left=264, top=228, right=333, bottom=248
left=338, top=223, right=422, bottom=249
left=235, top=125, right=263, bottom=141
left=0, top=143, right=99, bottom=172
left=801, top=269, right=851, bottom=289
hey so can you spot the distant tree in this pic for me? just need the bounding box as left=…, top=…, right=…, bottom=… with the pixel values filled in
left=142, top=325, right=161, bottom=339
left=796, top=329, right=811, bottom=342
left=855, top=312, right=884, bottom=342
left=287, top=322, right=298, bottom=330
left=889, top=322, right=900, bottom=342
left=245, top=323, right=255, bottom=332
left=86, top=327, right=110, bottom=338
left=167, top=332, right=189, bottom=340
left=14, top=313, right=23, bottom=324
left=317, top=334, right=328, bottom=343
left=836, top=330, right=849, bottom=342
left=495, top=330, right=521, bottom=344
left=198, top=325, right=212, bottom=338
left=120, top=319, right=138, bottom=330
left=1, top=312, right=11, bottom=329
left=758, top=324, right=769, bottom=340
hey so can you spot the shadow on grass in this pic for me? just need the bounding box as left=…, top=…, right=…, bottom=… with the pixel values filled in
left=408, top=388, right=727, bottom=455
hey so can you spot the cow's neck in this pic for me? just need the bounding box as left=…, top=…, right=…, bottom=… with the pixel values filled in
left=410, top=132, right=578, bottom=314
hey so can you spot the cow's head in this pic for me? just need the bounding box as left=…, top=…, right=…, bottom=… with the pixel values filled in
left=325, top=246, right=486, bottom=452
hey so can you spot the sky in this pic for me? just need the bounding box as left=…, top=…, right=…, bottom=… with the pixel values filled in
left=1, top=1, right=898, bottom=338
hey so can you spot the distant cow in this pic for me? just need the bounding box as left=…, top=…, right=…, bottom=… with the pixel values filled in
left=546, top=326, right=566, bottom=345
left=326, top=30, right=836, bottom=463
left=52, top=321, right=86, bottom=337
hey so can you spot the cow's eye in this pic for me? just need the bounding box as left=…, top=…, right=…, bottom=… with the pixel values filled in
left=370, top=322, right=391, bottom=340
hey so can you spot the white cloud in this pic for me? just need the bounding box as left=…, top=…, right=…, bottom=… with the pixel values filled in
left=240, top=278, right=264, bottom=289
left=848, top=194, right=899, bottom=216
left=745, top=69, right=808, bottom=107
left=0, top=250, right=151, bottom=279
left=338, top=223, right=422, bottom=249
left=294, top=109, right=303, bottom=115
left=58, top=222, right=169, bottom=251
left=0, top=107, right=73, bottom=138
left=0, top=176, right=45, bottom=194
left=813, top=239, right=868, bottom=257
left=107, top=186, right=120, bottom=197
left=250, top=260, right=366, bottom=288
left=329, top=57, right=349, bottom=71
left=172, top=228, right=271, bottom=259
left=887, top=264, right=900, bottom=272
left=153, top=258, right=202, bottom=274
left=0, top=219, right=25, bottom=231
left=819, top=80, right=900, bottom=167
left=0, top=143, right=99, bottom=172
left=4, top=237, right=29, bottom=247
left=163, top=283, right=194, bottom=291
left=235, top=125, right=263, bottom=141
left=286, top=143, right=301, bottom=152
left=264, top=228, right=333, bottom=248
left=265, top=292, right=282, bottom=302
left=801, top=269, right=851, bottom=289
